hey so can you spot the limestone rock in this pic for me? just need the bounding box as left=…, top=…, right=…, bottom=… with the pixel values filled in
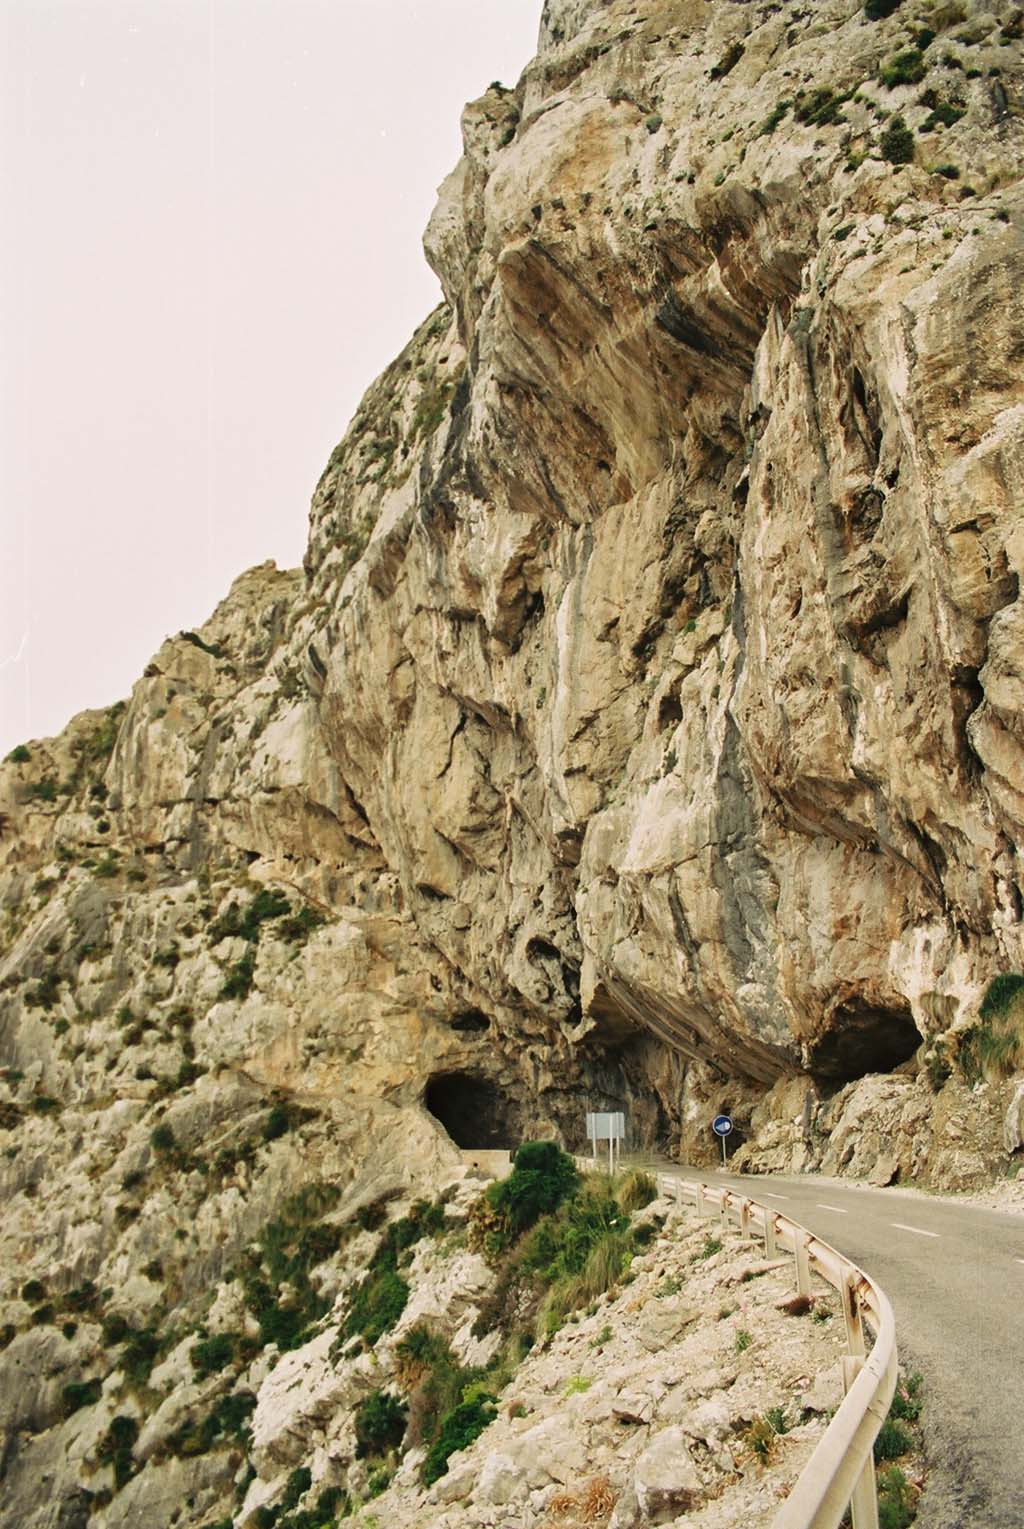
left=0, top=1, right=1022, bottom=1524
left=633, top=1425, right=703, bottom=1522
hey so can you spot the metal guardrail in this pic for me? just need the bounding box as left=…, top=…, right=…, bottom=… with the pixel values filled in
left=572, top=1159, right=897, bottom=1529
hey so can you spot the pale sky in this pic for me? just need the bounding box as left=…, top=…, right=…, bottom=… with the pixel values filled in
left=0, top=0, right=541, bottom=756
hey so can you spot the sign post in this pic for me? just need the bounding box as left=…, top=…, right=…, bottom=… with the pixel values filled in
left=711, top=1113, right=733, bottom=1166
left=586, top=1111, right=626, bottom=1175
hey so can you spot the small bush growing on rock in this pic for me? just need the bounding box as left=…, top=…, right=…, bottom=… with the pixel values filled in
left=355, top=1389, right=408, bottom=1457
left=693, top=1235, right=723, bottom=1262
left=874, top=1415, right=913, bottom=1461
left=5, top=744, right=30, bottom=763
left=879, top=49, right=926, bottom=87
left=150, top=1123, right=175, bottom=1154
left=394, top=1323, right=451, bottom=1388
left=21, top=1278, right=46, bottom=1304
left=422, top=1393, right=498, bottom=1485
left=880, top=115, right=915, bottom=163
left=61, top=1378, right=102, bottom=1416
left=191, top=1331, right=240, bottom=1378
left=95, top=1414, right=139, bottom=1489
left=64, top=1281, right=98, bottom=1314
left=471, top=1141, right=578, bottom=1257
left=864, top=0, right=902, bottom=17
left=345, top=1267, right=409, bottom=1347
left=877, top=1464, right=917, bottom=1528
left=220, top=947, right=256, bottom=1000
left=169, top=1389, right=256, bottom=1457
left=618, top=1170, right=657, bottom=1212
left=281, top=1466, right=312, bottom=1511
left=25, top=968, right=61, bottom=1010
left=980, top=974, right=1024, bottom=1017
left=794, top=87, right=848, bottom=126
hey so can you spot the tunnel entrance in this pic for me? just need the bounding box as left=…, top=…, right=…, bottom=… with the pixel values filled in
left=424, top=1071, right=521, bottom=1150
left=808, top=1000, right=920, bottom=1084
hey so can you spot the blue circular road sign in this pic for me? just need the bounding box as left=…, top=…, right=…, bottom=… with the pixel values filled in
left=712, top=1114, right=733, bottom=1137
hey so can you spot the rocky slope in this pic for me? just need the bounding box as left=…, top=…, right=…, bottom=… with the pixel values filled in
left=0, top=0, right=1022, bottom=1520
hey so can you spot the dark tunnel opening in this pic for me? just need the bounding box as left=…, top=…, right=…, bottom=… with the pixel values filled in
left=424, top=1071, right=521, bottom=1149
left=809, top=1000, right=920, bottom=1084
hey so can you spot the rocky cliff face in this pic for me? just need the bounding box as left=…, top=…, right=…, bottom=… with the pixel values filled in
left=0, top=0, right=1023, bottom=1519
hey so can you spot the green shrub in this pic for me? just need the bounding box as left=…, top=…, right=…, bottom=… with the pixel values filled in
left=758, top=99, right=791, bottom=135
left=180, top=630, right=225, bottom=658
left=920, top=100, right=965, bottom=131
left=644, top=112, right=663, bottom=133
left=170, top=1389, right=256, bottom=1457
left=152, top=944, right=179, bottom=969
left=794, top=88, right=847, bottom=126
left=220, top=948, right=256, bottom=1000
left=5, top=745, right=30, bottom=763
left=879, top=49, right=926, bottom=87
left=874, top=1416, right=913, bottom=1461
left=191, top=1331, right=239, bottom=1377
left=693, top=1235, right=723, bottom=1261
left=25, top=969, right=62, bottom=1010
left=96, top=1414, right=139, bottom=1489
left=239, top=1185, right=343, bottom=1351
left=150, top=1123, right=175, bottom=1154
left=277, top=905, right=326, bottom=944
left=890, top=1371, right=923, bottom=1422
left=21, top=1278, right=46, bottom=1304
left=395, top=1323, right=452, bottom=1387
left=878, top=1464, right=916, bottom=1528
left=355, top=1389, right=408, bottom=1457
left=119, top=1326, right=162, bottom=1385
left=281, top=1466, right=312, bottom=1511
left=864, top=0, right=902, bottom=17
left=64, top=1281, right=98, bottom=1313
left=980, top=974, right=1024, bottom=1017
left=263, top=1104, right=291, bottom=1141
left=474, top=1141, right=578, bottom=1255
left=618, top=1170, right=657, bottom=1212
left=422, top=1394, right=497, bottom=1484
left=735, top=1328, right=753, bottom=1353
left=62, top=1378, right=102, bottom=1416
left=27, top=778, right=58, bottom=803
left=345, top=1268, right=409, bottom=1346
left=880, top=116, right=915, bottom=164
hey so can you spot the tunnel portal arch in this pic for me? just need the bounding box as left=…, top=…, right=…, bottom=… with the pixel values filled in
left=424, top=1071, right=522, bottom=1150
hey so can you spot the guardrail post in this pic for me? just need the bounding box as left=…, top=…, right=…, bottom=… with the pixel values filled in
left=841, top=1356, right=880, bottom=1529
left=763, top=1211, right=776, bottom=1258
left=719, top=1190, right=730, bottom=1230
left=739, top=1198, right=751, bottom=1237
left=844, top=1271, right=866, bottom=1358
left=695, top=1183, right=705, bottom=1217
left=794, top=1230, right=812, bottom=1297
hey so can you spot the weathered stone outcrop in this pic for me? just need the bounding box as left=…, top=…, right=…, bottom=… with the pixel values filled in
left=0, top=0, right=1023, bottom=1520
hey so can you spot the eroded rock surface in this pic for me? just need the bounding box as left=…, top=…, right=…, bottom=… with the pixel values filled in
left=1, top=0, right=1023, bottom=1521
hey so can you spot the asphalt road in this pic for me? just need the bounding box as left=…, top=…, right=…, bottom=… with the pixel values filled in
left=657, top=1164, right=1024, bottom=1528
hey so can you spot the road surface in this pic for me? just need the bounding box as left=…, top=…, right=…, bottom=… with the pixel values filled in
left=654, top=1163, right=1024, bottom=1527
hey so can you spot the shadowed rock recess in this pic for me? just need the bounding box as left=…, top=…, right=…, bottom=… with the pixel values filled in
left=0, top=0, right=1023, bottom=1521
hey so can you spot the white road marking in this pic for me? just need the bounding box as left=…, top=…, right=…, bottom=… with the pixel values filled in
left=762, top=1192, right=790, bottom=1201
left=891, top=1222, right=940, bottom=1239
left=816, top=1203, right=848, bottom=1214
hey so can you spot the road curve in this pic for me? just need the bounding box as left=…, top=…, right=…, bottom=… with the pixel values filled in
left=655, top=1165, right=1024, bottom=1528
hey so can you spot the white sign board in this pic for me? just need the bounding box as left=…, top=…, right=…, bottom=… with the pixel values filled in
left=586, top=1111, right=626, bottom=1175
left=586, top=1111, right=625, bottom=1141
